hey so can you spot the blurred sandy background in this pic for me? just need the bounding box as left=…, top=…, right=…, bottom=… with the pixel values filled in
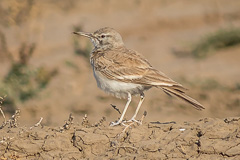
left=0, top=0, right=240, bottom=126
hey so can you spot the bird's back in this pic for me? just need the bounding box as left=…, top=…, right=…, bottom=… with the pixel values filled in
left=91, top=46, right=183, bottom=88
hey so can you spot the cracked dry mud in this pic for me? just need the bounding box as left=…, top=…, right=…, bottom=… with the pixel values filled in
left=1, top=117, right=240, bottom=159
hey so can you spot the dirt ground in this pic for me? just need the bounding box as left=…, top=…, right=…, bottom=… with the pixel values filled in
left=1, top=116, right=240, bottom=159
left=0, top=0, right=240, bottom=159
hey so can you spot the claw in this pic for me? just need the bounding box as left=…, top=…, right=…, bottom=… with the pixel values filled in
left=110, top=121, right=121, bottom=126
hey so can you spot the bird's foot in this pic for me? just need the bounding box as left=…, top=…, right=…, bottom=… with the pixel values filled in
left=110, top=118, right=142, bottom=127
left=110, top=121, right=120, bottom=126
left=110, top=120, right=128, bottom=127
left=127, top=118, right=142, bottom=125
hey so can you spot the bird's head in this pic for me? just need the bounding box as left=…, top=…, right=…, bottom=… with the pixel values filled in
left=73, top=27, right=124, bottom=50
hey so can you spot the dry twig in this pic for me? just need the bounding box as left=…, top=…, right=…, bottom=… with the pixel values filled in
left=139, top=111, right=147, bottom=124
left=62, top=113, right=74, bottom=130
left=93, top=116, right=106, bottom=127
left=82, top=114, right=91, bottom=127
left=9, top=109, right=20, bottom=128
left=30, top=117, right=43, bottom=129
left=0, top=96, right=20, bottom=129
left=111, top=104, right=121, bottom=114
left=0, top=96, right=7, bottom=128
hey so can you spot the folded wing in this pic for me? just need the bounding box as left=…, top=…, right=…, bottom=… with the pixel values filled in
left=91, top=48, right=205, bottom=110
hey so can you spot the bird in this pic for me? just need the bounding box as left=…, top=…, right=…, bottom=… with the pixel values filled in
left=73, top=27, right=205, bottom=126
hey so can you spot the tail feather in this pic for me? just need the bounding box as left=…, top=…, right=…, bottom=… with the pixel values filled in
left=161, top=86, right=205, bottom=110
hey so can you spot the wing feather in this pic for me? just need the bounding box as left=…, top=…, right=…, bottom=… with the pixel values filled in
left=90, top=47, right=204, bottom=110
left=91, top=47, right=182, bottom=88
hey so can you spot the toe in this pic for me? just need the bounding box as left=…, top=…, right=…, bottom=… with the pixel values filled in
left=128, top=118, right=142, bottom=125
left=110, top=120, right=122, bottom=126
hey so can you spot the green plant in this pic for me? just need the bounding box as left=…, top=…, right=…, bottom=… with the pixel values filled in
left=0, top=42, right=57, bottom=112
left=72, top=24, right=92, bottom=60
left=192, top=28, right=240, bottom=58
left=0, top=0, right=56, bottom=114
left=64, top=60, right=80, bottom=72
left=0, top=0, right=36, bottom=27
left=235, top=83, right=240, bottom=91
left=172, top=28, right=240, bottom=59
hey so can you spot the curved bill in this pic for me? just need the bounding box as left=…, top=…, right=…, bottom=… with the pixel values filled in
left=73, top=31, right=93, bottom=38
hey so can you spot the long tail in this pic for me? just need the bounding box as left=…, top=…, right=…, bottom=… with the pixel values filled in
left=160, top=85, right=205, bottom=110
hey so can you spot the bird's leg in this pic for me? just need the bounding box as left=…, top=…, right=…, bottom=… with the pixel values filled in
left=128, top=93, right=145, bottom=124
left=110, top=93, right=132, bottom=126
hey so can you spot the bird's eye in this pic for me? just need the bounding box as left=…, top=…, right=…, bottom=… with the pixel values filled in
left=101, top=35, right=105, bottom=38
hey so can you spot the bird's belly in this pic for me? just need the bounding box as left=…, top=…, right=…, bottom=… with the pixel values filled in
left=93, top=70, right=148, bottom=98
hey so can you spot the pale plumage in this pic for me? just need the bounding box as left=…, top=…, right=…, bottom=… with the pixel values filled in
left=73, top=27, right=205, bottom=126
